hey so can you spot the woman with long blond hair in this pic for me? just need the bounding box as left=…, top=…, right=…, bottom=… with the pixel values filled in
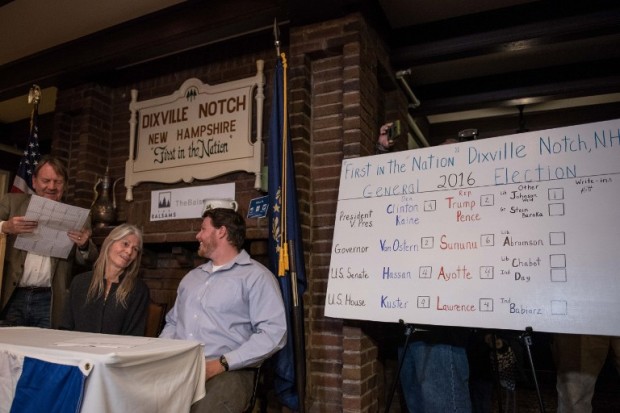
left=60, top=224, right=149, bottom=335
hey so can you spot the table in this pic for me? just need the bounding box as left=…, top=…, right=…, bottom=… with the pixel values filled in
left=0, top=327, right=205, bottom=413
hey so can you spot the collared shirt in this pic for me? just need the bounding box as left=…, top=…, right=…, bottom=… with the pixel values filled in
left=160, top=250, right=287, bottom=370
left=21, top=252, right=52, bottom=287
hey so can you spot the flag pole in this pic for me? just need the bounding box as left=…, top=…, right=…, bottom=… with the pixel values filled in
left=275, top=20, right=289, bottom=277
left=271, top=24, right=306, bottom=412
left=273, top=18, right=281, bottom=57
left=28, top=85, right=41, bottom=134
left=279, top=53, right=290, bottom=276
left=288, top=239, right=306, bottom=413
left=11, top=85, right=42, bottom=194
left=281, top=53, right=306, bottom=413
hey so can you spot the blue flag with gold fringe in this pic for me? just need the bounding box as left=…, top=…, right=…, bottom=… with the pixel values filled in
left=267, top=54, right=307, bottom=411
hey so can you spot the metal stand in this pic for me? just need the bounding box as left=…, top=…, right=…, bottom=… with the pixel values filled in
left=490, top=331, right=504, bottom=413
left=520, top=327, right=546, bottom=413
left=384, top=320, right=415, bottom=413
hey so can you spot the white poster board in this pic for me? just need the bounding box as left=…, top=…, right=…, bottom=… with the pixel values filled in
left=325, top=118, right=620, bottom=336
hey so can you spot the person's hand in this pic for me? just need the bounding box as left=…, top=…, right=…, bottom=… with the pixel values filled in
left=2, top=216, right=37, bottom=234
left=68, top=228, right=92, bottom=250
left=378, top=122, right=394, bottom=151
left=205, top=358, right=226, bottom=381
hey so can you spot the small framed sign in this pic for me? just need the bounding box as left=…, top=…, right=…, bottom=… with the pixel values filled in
left=247, top=195, right=269, bottom=219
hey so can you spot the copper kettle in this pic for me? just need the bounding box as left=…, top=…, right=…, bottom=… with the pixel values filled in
left=91, top=167, right=121, bottom=228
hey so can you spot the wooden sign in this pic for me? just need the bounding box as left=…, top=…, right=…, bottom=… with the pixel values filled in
left=124, top=61, right=265, bottom=200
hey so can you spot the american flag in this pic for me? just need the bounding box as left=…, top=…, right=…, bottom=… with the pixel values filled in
left=11, top=103, right=41, bottom=194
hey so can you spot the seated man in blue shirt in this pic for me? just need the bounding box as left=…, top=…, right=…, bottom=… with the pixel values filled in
left=160, top=203, right=287, bottom=413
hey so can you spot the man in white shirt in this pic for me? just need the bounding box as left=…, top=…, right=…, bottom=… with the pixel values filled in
left=160, top=204, right=287, bottom=413
left=554, top=333, right=620, bottom=413
left=0, top=155, right=97, bottom=328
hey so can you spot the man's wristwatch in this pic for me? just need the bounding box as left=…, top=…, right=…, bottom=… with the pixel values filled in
left=219, top=355, right=229, bottom=371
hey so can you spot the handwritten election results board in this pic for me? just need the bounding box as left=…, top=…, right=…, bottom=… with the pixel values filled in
left=325, top=118, right=620, bottom=336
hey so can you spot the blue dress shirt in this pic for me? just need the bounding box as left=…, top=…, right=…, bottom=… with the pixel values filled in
left=160, top=250, right=287, bottom=370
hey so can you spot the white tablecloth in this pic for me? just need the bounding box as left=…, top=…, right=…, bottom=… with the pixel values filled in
left=0, top=327, right=205, bottom=413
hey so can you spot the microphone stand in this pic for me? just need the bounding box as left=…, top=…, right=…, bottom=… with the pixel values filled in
left=520, top=327, right=546, bottom=413
left=384, top=320, right=416, bottom=413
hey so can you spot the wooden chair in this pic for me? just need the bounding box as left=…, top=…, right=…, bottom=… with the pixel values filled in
left=0, top=234, right=5, bottom=298
left=144, top=301, right=167, bottom=337
left=244, top=364, right=262, bottom=413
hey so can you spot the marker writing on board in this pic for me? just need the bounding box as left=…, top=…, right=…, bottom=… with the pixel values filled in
left=509, top=303, right=542, bottom=315
left=379, top=238, right=418, bottom=252
left=509, top=206, right=543, bottom=218
left=468, top=141, right=526, bottom=164
left=343, top=161, right=372, bottom=179
left=437, top=265, right=471, bottom=281
left=411, top=153, right=455, bottom=170
left=326, top=293, right=366, bottom=307
left=380, top=295, right=408, bottom=309
left=439, top=235, right=478, bottom=251
left=509, top=191, right=537, bottom=201
left=436, top=297, right=476, bottom=312
left=539, top=135, right=589, bottom=155
left=511, top=257, right=541, bottom=267
left=382, top=267, right=413, bottom=280
left=502, top=236, right=543, bottom=247
left=494, top=163, right=577, bottom=184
